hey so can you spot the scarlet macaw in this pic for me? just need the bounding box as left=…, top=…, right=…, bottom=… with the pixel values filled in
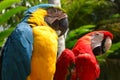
left=54, top=30, right=113, bottom=80
left=0, top=4, right=68, bottom=80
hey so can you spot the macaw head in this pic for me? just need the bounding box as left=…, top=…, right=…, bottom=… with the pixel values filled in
left=44, top=7, right=68, bottom=36
left=23, top=4, right=68, bottom=37
left=90, top=30, right=113, bottom=55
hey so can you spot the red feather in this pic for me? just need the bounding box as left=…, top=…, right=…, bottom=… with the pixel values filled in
left=54, top=49, right=75, bottom=80
left=54, top=30, right=113, bottom=80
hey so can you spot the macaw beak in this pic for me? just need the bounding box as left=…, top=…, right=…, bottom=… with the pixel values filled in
left=58, top=17, right=68, bottom=37
left=44, top=7, right=69, bottom=37
left=45, top=16, right=69, bottom=37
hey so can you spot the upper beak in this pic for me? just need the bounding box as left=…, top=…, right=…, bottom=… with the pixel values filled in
left=58, top=17, right=68, bottom=37
left=104, top=37, right=112, bottom=52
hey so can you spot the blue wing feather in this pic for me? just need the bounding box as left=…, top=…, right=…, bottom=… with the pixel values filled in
left=1, top=22, right=33, bottom=80
left=1, top=4, right=57, bottom=80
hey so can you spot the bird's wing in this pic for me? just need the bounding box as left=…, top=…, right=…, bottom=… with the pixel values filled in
left=0, top=22, right=33, bottom=80
left=75, top=53, right=100, bottom=80
left=54, top=49, right=75, bottom=80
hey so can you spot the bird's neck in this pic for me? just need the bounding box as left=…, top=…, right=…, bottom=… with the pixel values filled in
left=72, top=36, right=94, bottom=57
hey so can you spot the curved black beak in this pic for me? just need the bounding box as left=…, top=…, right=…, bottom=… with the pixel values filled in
left=44, top=7, right=69, bottom=36
left=48, top=17, right=68, bottom=37
left=93, top=46, right=103, bottom=56
left=58, top=17, right=68, bottom=37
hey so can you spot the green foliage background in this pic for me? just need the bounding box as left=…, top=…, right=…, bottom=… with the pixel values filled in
left=0, top=0, right=120, bottom=79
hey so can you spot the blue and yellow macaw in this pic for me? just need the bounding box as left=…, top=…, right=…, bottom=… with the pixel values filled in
left=0, top=4, right=68, bottom=80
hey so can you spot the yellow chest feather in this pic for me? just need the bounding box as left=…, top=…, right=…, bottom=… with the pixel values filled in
left=27, top=26, right=58, bottom=80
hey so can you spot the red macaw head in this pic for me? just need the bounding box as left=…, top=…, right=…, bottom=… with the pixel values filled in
left=54, top=30, right=113, bottom=80
left=71, top=30, right=113, bottom=80
left=89, top=30, right=113, bottom=55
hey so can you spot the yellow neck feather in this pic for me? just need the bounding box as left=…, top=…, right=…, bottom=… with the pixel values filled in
left=27, top=9, right=48, bottom=27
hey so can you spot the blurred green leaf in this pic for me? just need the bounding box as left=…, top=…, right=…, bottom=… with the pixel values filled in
left=62, top=0, right=97, bottom=30
left=66, top=25, right=96, bottom=49
left=97, top=42, right=120, bottom=60
left=111, top=14, right=120, bottom=18
left=0, top=27, right=15, bottom=46
left=109, top=42, right=120, bottom=52
left=66, top=25, right=95, bottom=41
left=0, top=6, right=26, bottom=25
left=0, top=0, right=20, bottom=12
left=0, top=27, right=15, bottom=41
left=107, top=42, right=120, bottom=59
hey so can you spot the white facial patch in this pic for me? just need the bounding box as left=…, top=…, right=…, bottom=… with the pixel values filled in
left=91, top=32, right=104, bottom=50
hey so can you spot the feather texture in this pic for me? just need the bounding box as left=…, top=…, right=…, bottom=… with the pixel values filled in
left=1, top=4, right=67, bottom=80
left=1, top=22, right=33, bottom=80
left=54, top=30, right=113, bottom=80
left=27, top=26, right=58, bottom=80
